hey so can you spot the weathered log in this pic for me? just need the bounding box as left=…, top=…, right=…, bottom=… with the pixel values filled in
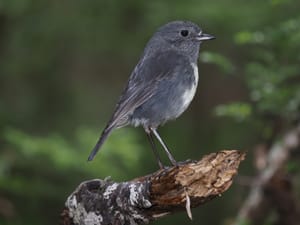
left=61, top=150, right=245, bottom=225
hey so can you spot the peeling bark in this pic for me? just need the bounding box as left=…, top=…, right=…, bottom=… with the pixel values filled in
left=61, top=150, right=245, bottom=225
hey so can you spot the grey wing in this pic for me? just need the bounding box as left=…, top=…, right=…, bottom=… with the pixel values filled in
left=106, top=77, right=156, bottom=129
left=87, top=50, right=189, bottom=161
left=87, top=60, right=156, bottom=161
left=106, top=50, right=185, bottom=129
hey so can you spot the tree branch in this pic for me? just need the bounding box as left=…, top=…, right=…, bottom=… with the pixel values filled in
left=61, top=150, right=245, bottom=225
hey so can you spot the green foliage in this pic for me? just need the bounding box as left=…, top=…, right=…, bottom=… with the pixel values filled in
left=1, top=127, right=142, bottom=224
left=215, top=103, right=252, bottom=122
left=200, top=51, right=235, bottom=74
left=215, top=16, right=300, bottom=124
left=2, top=127, right=143, bottom=179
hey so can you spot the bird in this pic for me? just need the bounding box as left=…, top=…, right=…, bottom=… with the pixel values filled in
left=88, top=20, right=215, bottom=168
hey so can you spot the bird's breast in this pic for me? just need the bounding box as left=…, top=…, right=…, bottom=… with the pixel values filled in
left=129, top=62, right=199, bottom=128
left=180, top=62, right=199, bottom=110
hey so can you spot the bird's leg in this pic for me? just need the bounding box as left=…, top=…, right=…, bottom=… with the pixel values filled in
left=146, top=130, right=164, bottom=169
left=150, top=128, right=177, bottom=166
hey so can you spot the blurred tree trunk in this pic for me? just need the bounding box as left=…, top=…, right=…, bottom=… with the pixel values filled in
left=235, top=123, right=300, bottom=225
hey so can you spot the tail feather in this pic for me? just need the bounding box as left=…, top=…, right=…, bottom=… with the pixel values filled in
left=88, top=126, right=114, bottom=161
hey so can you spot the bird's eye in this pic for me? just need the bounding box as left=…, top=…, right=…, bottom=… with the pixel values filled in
left=180, top=30, right=189, bottom=37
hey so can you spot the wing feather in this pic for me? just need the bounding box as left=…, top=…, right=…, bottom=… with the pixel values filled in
left=106, top=50, right=188, bottom=129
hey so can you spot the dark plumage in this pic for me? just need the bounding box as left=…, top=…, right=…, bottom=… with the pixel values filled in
left=88, top=21, right=215, bottom=168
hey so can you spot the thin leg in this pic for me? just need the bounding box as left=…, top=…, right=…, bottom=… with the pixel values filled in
left=150, top=128, right=177, bottom=166
left=146, top=131, right=164, bottom=169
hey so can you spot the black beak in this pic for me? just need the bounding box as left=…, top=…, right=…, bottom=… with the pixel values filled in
left=196, top=33, right=215, bottom=41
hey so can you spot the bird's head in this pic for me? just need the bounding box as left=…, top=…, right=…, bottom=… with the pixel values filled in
left=152, top=21, right=215, bottom=57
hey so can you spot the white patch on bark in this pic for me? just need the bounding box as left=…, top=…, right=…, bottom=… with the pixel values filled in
left=128, top=183, right=151, bottom=208
left=66, top=195, right=103, bottom=225
left=84, top=212, right=103, bottom=225
left=129, top=184, right=139, bottom=205
left=126, top=183, right=151, bottom=224
left=66, top=195, right=77, bottom=209
left=103, top=183, right=118, bottom=199
left=66, top=181, right=152, bottom=225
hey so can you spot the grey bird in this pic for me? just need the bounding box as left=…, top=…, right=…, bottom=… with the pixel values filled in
left=88, top=20, right=215, bottom=168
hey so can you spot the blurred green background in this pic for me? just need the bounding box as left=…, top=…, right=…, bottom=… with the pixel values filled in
left=0, top=0, right=300, bottom=224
